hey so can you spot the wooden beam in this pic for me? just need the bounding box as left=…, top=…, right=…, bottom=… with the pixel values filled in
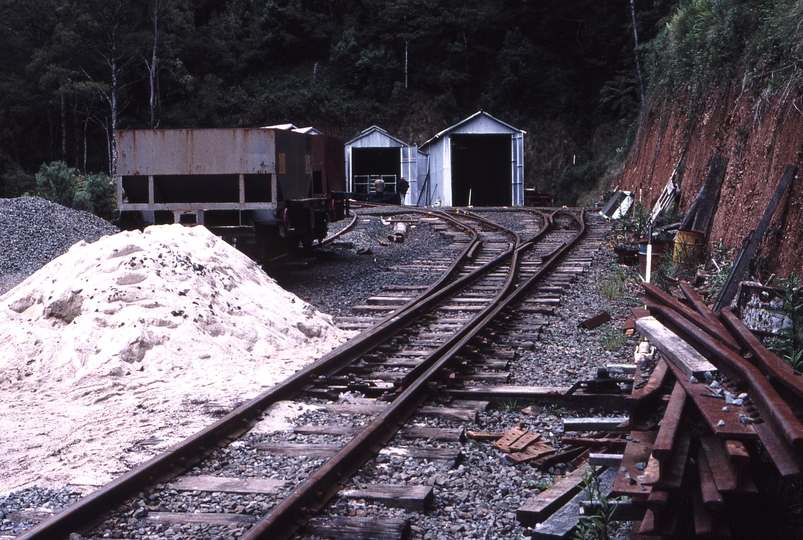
left=339, top=484, right=433, bottom=512
left=635, top=316, right=718, bottom=379
left=516, top=465, right=590, bottom=526
left=169, top=476, right=283, bottom=494
left=714, top=164, right=797, bottom=311
left=531, top=468, right=617, bottom=539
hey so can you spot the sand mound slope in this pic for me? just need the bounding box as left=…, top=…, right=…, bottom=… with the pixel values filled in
left=0, top=224, right=350, bottom=494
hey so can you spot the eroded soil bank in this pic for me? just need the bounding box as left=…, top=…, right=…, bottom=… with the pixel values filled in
left=617, top=86, right=803, bottom=276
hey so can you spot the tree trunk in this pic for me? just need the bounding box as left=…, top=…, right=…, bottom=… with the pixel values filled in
left=630, top=0, right=645, bottom=105
left=61, top=91, right=68, bottom=163
left=83, top=113, right=90, bottom=173
left=404, top=39, right=409, bottom=90
left=110, top=54, right=119, bottom=179
left=73, top=94, right=80, bottom=172
left=149, top=0, right=160, bottom=128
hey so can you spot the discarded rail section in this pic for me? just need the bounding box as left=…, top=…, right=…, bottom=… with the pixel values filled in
left=601, top=280, right=803, bottom=538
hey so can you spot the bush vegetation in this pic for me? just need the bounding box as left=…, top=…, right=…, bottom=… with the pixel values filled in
left=768, top=273, right=803, bottom=372
left=35, top=161, right=117, bottom=220
left=643, top=0, right=803, bottom=103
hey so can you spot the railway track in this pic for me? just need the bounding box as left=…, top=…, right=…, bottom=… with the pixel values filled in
left=14, top=207, right=610, bottom=540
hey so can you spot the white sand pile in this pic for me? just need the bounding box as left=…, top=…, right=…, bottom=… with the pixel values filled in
left=0, top=224, right=351, bottom=495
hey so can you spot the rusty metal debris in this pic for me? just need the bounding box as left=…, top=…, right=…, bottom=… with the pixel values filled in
left=624, top=280, right=803, bottom=535
left=519, top=278, right=803, bottom=538
left=578, top=311, right=611, bottom=330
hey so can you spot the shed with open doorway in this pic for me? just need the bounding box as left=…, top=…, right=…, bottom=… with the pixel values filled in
left=419, top=111, right=525, bottom=207
left=345, top=126, right=420, bottom=204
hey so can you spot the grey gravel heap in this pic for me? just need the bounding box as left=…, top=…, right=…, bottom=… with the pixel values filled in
left=0, top=197, right=118, bottom=294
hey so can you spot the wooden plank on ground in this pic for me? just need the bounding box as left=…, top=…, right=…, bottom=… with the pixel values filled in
left=449, top=386, right=570, bottom=400
left=378, top=446, right=463, bottom=464
left=145, top=512, right=257, bottom=526
left=169, top=476, right=283, bottom=494
left=253, top=443, right=460, bottom=463
left=305, top=515, right=410, bottom=540
left=635, top=316, right=718, bottom=379
left=399, top=426, right=465, bottom=442
left=294, top=424, right=361, bottom=437
left=516, top=465, right=590, bottom=526
left=466, top=430, right=506, bottom=441
left=339, top=484, right=433, bottom=512
left=254, top=442, right=343, bottom=458
left=318, top=402, right=481, bottom=423
left=531, top=468, right=616, bottom=539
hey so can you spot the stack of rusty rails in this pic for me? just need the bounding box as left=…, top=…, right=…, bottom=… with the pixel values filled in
left=601, top=279, right=803, bottom=538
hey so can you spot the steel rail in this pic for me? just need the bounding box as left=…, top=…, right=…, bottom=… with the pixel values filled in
left=242, top=209, right=586, bottom=540
left=400, top=209, right=579, bottom=393
left=17, top=209, right=534, bottom=540
left=647, top=303, right=803, bottom=452
left=719, top=307, right=803, bottom=401
left=642, top=282, right=741, bottom=352
left=318, top=208, right=359, bottom=247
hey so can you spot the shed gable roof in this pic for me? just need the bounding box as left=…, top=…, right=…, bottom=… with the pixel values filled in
left=346, top=125, right=410, bottom=148
left=421, top=111, right=525, bottom=149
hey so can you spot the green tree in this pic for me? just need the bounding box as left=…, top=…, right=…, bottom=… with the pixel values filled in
left=48, top=0, right=147, bottom=176
left=85, top=172, right=117, bottom=220
left=36, top=161, right=77, bottom=207
left=144, top=0, right=193, bottom=128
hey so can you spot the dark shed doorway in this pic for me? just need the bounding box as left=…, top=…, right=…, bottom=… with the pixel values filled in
left=351, top=147, right=401, bottom=194
left=451, top=134, right=510, bottom=206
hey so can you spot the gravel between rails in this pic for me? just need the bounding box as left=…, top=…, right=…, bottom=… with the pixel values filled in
left=0, top=204, right=643, bottom=539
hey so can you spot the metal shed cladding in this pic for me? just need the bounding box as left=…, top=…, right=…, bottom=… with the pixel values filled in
left=419, top=111, right=525, bottom=208
left=344, top=126, right=420, bottom=205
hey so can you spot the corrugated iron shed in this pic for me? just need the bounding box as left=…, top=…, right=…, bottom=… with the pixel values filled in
left=419, top=111, right=525, bottom=207
left=345, top=126, right=420, bottom=204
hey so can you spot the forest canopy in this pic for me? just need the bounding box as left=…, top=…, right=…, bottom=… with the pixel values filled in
left=11, top=0, right=800, bottom=207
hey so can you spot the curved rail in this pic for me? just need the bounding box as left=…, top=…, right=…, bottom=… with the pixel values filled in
left=241, top=209, right=586, bottom=540
left=15, top=208, right=527, bottom=540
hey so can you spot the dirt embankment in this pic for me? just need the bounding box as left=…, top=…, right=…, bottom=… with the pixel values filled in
left=617, top=84, right=803, bottom=276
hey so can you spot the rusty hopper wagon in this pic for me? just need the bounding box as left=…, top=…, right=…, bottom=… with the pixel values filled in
left=116, top=128, right=348, bottom=259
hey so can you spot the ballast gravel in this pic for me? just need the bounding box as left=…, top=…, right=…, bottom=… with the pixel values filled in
left=0, top=197, right=119, bottom=294
left=0, top=204, right=642, bottom=540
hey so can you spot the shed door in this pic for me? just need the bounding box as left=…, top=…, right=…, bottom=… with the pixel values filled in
left=352, top=147, right=401, bottom=194
left=451, top=134, right=511, bottom=206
